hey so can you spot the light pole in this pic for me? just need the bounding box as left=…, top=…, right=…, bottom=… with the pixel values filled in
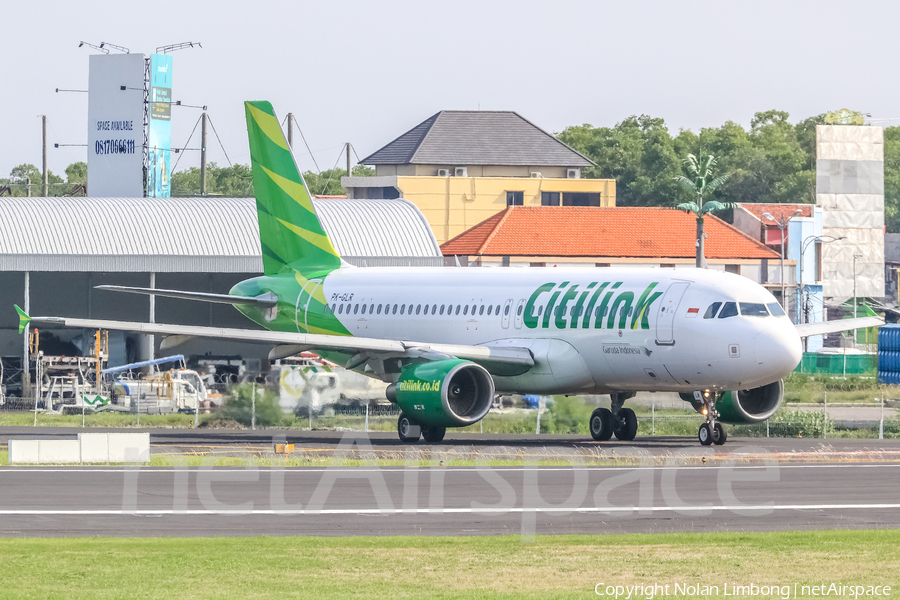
left=763, top=209, right=802, bottom=312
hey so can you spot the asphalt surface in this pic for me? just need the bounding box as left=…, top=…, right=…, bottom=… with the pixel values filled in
left=1, top=460, right=899, bottom=537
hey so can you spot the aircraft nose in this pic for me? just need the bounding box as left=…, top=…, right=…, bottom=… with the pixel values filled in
left=755, top=325, right=802, bottom=378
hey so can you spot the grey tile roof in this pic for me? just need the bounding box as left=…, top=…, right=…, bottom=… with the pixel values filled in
left=360, top=111, right=594, bottom=167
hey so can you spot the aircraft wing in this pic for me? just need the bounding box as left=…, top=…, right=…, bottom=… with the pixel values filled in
left=94, top=285, right=278, bottom=307
left=15, top=307, right=534, bottom=376
left=794, top=316, right=884, bottom=338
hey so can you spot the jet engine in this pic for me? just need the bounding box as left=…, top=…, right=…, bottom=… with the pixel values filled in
left=681, top=379, right=784, bottom=424
left=386, top=359, right=494, bottom=428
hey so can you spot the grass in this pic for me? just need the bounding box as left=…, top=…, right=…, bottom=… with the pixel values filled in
left=0, top=412, right=197, bottom=428
left=0, top=530, right=896, bottom=599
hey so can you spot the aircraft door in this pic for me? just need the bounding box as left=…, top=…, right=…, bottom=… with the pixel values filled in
left=655, top=282, right=690, bottom=346
left=501, top=299, right=513, bottom=329
left=295, top=279, right=322, bottom=333
left=513, top=299, right=526, bottom=329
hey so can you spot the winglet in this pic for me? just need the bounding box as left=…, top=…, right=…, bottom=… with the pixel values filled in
left=15, top=305, right=30, bottom=334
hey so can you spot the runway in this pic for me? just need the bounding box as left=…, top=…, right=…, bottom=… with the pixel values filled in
left=0, top=462, right=899, bottom=537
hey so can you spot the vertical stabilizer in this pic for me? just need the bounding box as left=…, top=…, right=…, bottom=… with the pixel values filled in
left=244, top=101, right=342, bottom=275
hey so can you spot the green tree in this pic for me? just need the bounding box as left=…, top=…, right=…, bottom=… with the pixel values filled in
left=558, top=115, right=682, bottom=206
left=884, top=126, right=900, bottom=233
left=675, top=154, right=730, bottom=267
left=6, top=164, right=64, bottom=196
left=65, top=162, right=87, bottom=184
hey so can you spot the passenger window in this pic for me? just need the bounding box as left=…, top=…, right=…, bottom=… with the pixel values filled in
left=479, top=305, right=485, bottom=315
left=718, top=302, right=738, bottom=319
left=338, top=304, right=344, bottom=314
left=416, top=305, right=421, bottom=315
left=377, top=304, right=382, bottom=314
left=432, top=304, right=437, bottom=315
left=487, top=305, right=493, bottom=316
left=440, top=305, right=445, bottom=315
left=767, top=302, right=786, bottom=317
left=330, top=304, right=336, bottom=313
left=504, top=305, right=510, bottom=316
left=361, top=304, right=367, bottom=315
left=400, top=304, right=406, bottom=315
left=495, top=304, right=501, bottom=314
left=392, top=304, right=398, bottom=315
left=538, top=306, right=543, bottom=316
left=408, top=304, right=413, bottom=314
left=740, top=303, right=769, bottom=317
left=353, top=304, right=359, bottom=314
left=463, top=305, right=469, bottom=315
left=455, top=305, right=461, bottom=315
left=370, top=304, right=374, bottom=314
left=517, top=305, right=523, bottom=316
left=471, top=304, right=476, bottom=314
left=704, top=302, right=722, bottom=319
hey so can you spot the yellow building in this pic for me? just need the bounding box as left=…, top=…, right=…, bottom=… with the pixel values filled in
left=343, top=110, right=615, bottom=244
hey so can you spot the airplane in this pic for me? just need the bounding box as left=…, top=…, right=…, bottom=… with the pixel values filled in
left=14, top=100, right=883, bottom=446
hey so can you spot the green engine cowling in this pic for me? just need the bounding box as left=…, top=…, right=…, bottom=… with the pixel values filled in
left=386, top=359, right=494, bottom=428
left=680, top=379, right=784, bottom=424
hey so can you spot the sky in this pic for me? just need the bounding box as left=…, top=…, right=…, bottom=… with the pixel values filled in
left=3, top=0, right=899, bottom=179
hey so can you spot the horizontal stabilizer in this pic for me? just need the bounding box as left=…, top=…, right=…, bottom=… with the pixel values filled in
left=794, top=316, right=883, bottom=338
left=95, top=285, right=278, bottom=307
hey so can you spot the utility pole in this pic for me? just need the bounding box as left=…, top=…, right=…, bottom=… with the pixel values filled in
left=200, top=112, right=207, bottom=196
left=346, top=142, right=352, bottom=178
left=41, top=116, right=48, bottom=197
left=287, top=113, right=294, bottom=149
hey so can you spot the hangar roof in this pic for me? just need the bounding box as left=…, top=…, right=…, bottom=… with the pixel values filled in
left=0, top=197, right=442, bottom=272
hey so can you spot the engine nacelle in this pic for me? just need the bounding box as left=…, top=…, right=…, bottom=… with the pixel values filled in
left=386, top=359, right=494, bottom=427
left=681, top=380, right=784, bottom=424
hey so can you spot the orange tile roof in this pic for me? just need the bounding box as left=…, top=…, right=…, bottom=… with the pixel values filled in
left=736, top=203, right=813, bottom=222
left=440, top=207, right=780, bottom=259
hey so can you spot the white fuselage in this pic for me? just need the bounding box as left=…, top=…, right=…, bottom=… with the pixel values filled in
left=312, top=266, right=802, bottom=395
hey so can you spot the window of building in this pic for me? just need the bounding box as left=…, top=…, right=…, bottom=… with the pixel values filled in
left=531, top=262, right=546, bottom=267
left=506, top=191, right=524, bottom=206
left=541, top=191, right=560, bottom=206
left=562, top=192, right=601, bottom=206
left=725, top=264, right=740, bottom=275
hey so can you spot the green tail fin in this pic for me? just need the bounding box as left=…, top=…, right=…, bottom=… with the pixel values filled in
left=244, top=101, right=342, bottom=275
left=15, top=305, right=30, bottom=334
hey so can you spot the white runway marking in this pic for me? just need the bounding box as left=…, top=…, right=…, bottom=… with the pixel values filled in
left=0, top=503, right=898, bottom=516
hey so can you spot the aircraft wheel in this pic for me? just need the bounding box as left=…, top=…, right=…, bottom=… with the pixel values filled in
left=421, top=425, right=446, bottom=443
left=589, top=408, right=613, bottom=441
left=397, top=413, right=421, bottom=443
left=614, top=408, right=638, bottom=441
left=698, top=423, right=713, bottom=446
left=713, top=423, right=727, bottom=445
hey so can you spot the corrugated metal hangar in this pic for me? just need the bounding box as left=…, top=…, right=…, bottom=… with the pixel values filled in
left=0, top=196, right=443, bottom=372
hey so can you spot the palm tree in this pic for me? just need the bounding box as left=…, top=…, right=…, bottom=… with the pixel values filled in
left=674, top=154, right=730, bottom=268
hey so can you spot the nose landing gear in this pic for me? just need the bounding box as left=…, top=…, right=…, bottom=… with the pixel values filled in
left=696, top=391, right=727, bottom=446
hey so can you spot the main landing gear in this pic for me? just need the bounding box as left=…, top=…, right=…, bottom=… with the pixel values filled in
left=397, top=413, right=446, bottom=443
left=589, top=392, right=637, bottom=442
left=696, top=391, right=727, bottom=446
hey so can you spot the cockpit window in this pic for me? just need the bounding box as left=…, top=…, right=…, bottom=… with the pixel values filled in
left=718, top=302, right=738, bottom=319
left=703, top=302, right=722, bottom=319
left=740, top=303, right=769, bottom=317
left=767, top=302, right=786, bottom=317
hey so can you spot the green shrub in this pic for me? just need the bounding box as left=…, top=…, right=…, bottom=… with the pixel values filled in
left=213, top=383, right=284, bottom=427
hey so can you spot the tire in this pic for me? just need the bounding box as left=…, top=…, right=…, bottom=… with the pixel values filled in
left=713, top=422, right=727, bottom=445
left=614, top=408, right=638, bottom=441
left=698, top=423, right=712, bottom=446
left=397, top=413, right=421, bottom=443
left=589, top=408, right=613, bottom=441
left=422, top=425, right=446, bottom=443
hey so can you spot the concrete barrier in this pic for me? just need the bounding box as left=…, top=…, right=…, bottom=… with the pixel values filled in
left=9, top=440, right=40, bottom=464
left=107, top=433, right=150, bottom=463
left=38, top=440, right=81, bottom=463
left=78, top=433, right=109, bottom=463
left=9, top=433, right=151, bottom=464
